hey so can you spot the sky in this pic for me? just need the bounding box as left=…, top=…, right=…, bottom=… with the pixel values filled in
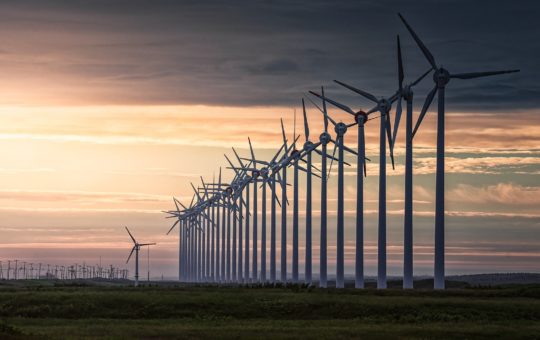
left=0, top=0, right=538, bottom=279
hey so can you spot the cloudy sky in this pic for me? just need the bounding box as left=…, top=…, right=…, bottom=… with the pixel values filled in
left=0, top=0, right=538, bottom=279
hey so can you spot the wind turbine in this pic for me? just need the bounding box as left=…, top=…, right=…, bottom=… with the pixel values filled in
left=287, top=102, right=324, bottom=285
left=248, top=137, right=260, bottom=283
left=391, top=35, right=432, bottom=289
left=290, top=110, right=301, bottom=284
left=306, top=87, right=334, bottom=288
left=398, top=13, right=519, bottom=289
left=255, top=147, right=285, bottom=283
left=310, top=91, right=381, bottom=289
left=309, top=90, right=358, bottom=289
left=333, top=76, right=397, bottom=290
left=300, top=99, right=315, bottom=285
left=125, top=227, right=156, bottom=287
left=226, top=150, right=253, bottom=283
left=279, top=119, right=289, bottom=284
left=245, top=138, right=288, bottom=284
left=165, top=196, right=187, bottom=281
left=232, top=147, right=252, bottom=283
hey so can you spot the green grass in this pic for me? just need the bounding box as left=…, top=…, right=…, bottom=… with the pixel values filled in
left=0, top=282, right=539, bottom=339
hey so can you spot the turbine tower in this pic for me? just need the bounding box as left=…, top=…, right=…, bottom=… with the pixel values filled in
left=244, top=143, right=286, bottom=283
left=310, top=90, right=358, bottom=289
left=391, top=35, right=431, bottom=289
left=248, top=137, right=260, bottom=283
left=398, top=13, right=519, bottom=289
left=311, top=93, right=379, bottom=289
left=279, top=119, right=289, bottom=284
left=306, top=87, right=332, bottom=288
left=333, top=79, right=395, bottom=290
left=258, top=159, right=281, bottom=283
left=125, top=227, right=156, bottom=287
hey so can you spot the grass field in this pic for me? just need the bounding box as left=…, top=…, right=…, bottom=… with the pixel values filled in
left=0, top=280, right=539, bottom=339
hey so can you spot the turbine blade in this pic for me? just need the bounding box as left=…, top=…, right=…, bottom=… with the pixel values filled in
left=362, top=129, right=367, bottom=177
left=200, top=176, right=209, bottom=198
left=248, top=137, right=256, bottom=162
left=178, top=200, right=187, bottom=210
left=450, top=69, right=520, bottom=79
left=412, top=85, right=437, bottom=139
left=314, top=148, right=340, bottom=163
left=392, top=97, right=403, bottom=147
left=305, top=95, right=323, bottom=114
left=411, top=68, right=433, bottom=87
left=224, top=154, right=239, bottom=175
left=267, top=180, right=282, bottom=207
left=243, top=157, right=269, bottom=165
left=190, top=182, right=202, bottom=201
left=386, top=114, right=395, bottom=170
left=293, top=108, right=297, bottom=150
left=367, top=106, right=378, bottom=114
left=173, top=197, right=181, bottom=212
left=297, top=164, right=309, bottom=173
left=126, top=246, right=135, bottom=264
left=281, top=118, right=288, bottom=153
left=276, top=171, right=283, bottom=188
left=334, top=80, right=378, bottom=104
left=321, top=86, right=329, bottom=132
left=397, top=35, right=404, bottom=91
left=398, top=13, right=437, bottom=70
left=270, top=143, right=286, bottom=164
left=328, top=142, right=338, bottom=180
left=309, top=90, right=355, bottom=116
left=232, top=147, right=245, bottom=168
left=302, top=98, right=309, bottom=141
left=166, top=219, right=179, bottom=235
left=343, top=144, right=358, bottom=156
left=125, top=227, right=136, bottom=244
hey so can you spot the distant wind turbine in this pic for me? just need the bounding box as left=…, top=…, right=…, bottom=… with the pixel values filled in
left=125, top=227, right=156, bottom=287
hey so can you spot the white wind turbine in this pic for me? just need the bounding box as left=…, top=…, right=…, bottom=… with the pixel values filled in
left=398, top=13, right=519, bottom=289
left=125, top=227, right=156, bottom=287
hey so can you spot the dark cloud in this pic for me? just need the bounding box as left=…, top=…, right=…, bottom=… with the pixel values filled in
left=0, top=0, right=536, bottom=110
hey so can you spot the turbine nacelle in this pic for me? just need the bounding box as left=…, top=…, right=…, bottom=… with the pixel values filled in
left=434, top=67, right=450, bottom=87
left=378, top=98, right=392, bottom=113
left=259, top=167, right=269, bottom=178
left=335, top=122, right=347, bottom=136
left=303, top=140, right=314, bottom=150
left=354, top=111, right=368, bottom=125
left=401, top=85, right=414, bottom=101
left=319, top=132, right=331, bottom=144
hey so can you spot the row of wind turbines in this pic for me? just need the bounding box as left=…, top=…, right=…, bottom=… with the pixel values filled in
left=159, top=14, right=518, bottom=289
left=0, top=260, right=128, bottom=280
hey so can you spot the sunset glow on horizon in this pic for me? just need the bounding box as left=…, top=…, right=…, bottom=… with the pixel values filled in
left=0, top=1, right=537, bottom=279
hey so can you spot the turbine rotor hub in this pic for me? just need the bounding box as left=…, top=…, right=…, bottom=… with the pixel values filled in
left=434, top=68, right=450, bottom=87
left=378, top=98, right=391, bottom=112
left=355, top=111, right=368, bottom=125
left=335, top=122, right=347, bottom=136
left=403, top=85, right=413, bottom=101
left=290, top=149, right=301, bottom=159
left=319, top=132, right=331, bottom=144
